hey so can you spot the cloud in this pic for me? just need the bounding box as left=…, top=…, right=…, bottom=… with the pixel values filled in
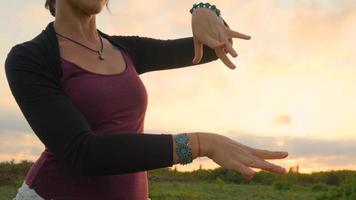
left=229, top=132, right=356, bottom=157
left=272, top=114, right=292, bottom=125
left=226, top=131, right=356, bottom=171
left=0, top=108, right=31, bottom=133
left=0, top=130, right=44, bottom=162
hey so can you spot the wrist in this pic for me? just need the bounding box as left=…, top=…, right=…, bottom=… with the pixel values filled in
left=188, top=132, right=199, bottom=159
left=191, top=6, right=229, bottom=29
left=196, top=132, right=214, bottom=158
left=172, top=132, right=215, bottom=165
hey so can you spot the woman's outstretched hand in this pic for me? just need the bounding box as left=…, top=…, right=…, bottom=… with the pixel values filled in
left=191, top=8, right=251, bottom=69
left=200, top=132, right=288, bottom=180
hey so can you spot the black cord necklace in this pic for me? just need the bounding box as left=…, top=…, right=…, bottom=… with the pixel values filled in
left=55, top=30, right=105, bottom=60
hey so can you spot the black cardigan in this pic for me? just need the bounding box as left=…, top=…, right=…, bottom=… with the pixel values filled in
left=4, top=21, right=219, bottom=176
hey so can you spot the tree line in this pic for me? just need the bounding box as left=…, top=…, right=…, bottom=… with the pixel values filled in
left=1, top=160, right=355, bottom=199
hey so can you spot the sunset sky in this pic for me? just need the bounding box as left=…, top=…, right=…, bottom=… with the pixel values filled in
left=1, top=0, right=356, bottom=173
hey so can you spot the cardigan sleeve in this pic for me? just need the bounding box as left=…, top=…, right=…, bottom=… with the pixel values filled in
left=113, top=36, right=220, bottom=75
left=4, top=44, right=174, bottom=176
left=113, top=19, right=231, bottom=75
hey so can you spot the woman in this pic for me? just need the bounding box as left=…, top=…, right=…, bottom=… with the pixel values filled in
left=5, top=0, right=288, bottom=199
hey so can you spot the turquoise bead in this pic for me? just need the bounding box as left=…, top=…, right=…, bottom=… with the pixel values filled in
left=175, top=134, right=189, bottom=145
left=190, top=2, right=221, bottom=17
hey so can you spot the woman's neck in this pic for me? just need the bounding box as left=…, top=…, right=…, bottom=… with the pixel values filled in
left=54, top=1, right=99, bottom=43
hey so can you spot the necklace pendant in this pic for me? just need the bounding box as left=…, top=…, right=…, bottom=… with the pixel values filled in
left=99, top=52, right=104, bottom=60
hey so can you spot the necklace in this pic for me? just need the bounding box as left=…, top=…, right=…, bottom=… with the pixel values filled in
left=55, top=30, right=104, bottom=60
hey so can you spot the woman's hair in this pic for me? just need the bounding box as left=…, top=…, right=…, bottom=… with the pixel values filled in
left=45, top=0, right=56, bottom=17
left=45, top=0, right=110, bottom=17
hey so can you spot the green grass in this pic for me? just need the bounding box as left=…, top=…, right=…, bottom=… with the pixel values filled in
left=1, top=162, right=354, bottom=199
left=149, top=181, right=322, bottom=200
left=0, top=185, right=17, bottom=200
left=0, top=180, right=329, bottom=200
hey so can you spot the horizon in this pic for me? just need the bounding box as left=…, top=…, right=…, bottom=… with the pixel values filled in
left=2, top=158, right=356, bottom=175
left=1, top=0, right=356, bottom=174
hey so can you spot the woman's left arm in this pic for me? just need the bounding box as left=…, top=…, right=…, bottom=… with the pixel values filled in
left=115, top=35, right=220, bottom=75
left=113, top=8, right=248, bottom=75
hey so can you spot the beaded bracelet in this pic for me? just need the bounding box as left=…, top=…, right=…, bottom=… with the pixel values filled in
left=175, top=133, right=193, bottom=165
left=190, top=2, right=222, bottom=17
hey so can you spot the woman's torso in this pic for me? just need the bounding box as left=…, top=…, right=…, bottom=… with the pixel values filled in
left=24, top=38, right=150, bottom=199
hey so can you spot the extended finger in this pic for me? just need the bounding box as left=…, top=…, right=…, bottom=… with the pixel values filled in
left=215, top=48, right=236, bottom=69
left=234, top=162, right=256, bottom=179
left=192, top=37, right=203, bottom=64
left=251, top=149, right=289, bottom=160
left=224, top=41, right=238, bottom=58
left=228, top=37, right=233, bottom=46
left=247, top=159, right=286, bottom=174
left=228, top=29, right=251, bottom=40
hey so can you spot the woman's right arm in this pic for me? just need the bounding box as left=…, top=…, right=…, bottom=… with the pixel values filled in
left=176, top=132, right=288, bottom=180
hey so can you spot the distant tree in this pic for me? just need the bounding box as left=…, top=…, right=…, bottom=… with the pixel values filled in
left=325, top=171, right=342, bottom=186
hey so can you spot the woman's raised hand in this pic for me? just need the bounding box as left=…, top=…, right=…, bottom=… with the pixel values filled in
left=191, top=8, right=251, bottom=69
left=200, top=132, right=288, bottom=180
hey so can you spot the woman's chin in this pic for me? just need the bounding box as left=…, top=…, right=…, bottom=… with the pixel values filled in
left=87, top=7, right=104, bottom=15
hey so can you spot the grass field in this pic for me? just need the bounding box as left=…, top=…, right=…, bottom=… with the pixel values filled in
left=149, top=181, right=324, bottom=200
left=0, top=185, right=17, bottom=200
left=2, top=162, right=354, bottom=199
left=1, top=180, right=325, bottom=200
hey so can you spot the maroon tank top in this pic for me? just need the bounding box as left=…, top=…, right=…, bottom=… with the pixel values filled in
left=24, top=49, right=150, bottom=200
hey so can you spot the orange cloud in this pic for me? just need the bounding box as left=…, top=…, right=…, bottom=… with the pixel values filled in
left=273, top=114, right=292, bottom=125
